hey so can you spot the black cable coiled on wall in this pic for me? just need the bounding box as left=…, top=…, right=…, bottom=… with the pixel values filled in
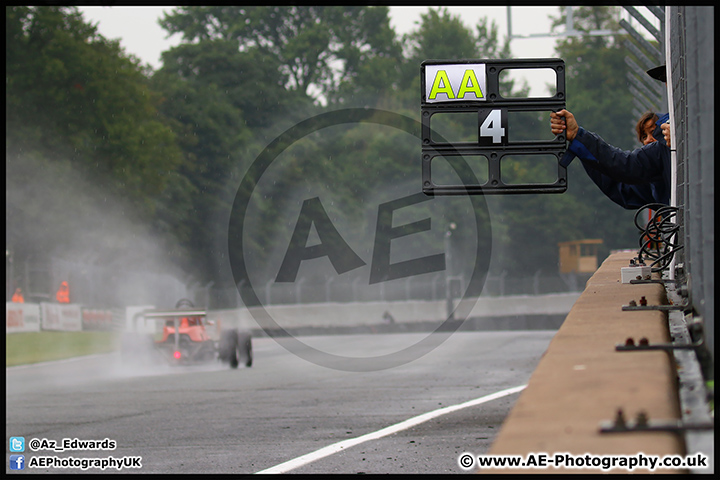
left=634, top=204, right=683, bottom=273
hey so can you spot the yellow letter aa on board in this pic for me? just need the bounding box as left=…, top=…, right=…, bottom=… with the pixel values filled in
left=428, top=69, right=484, bottom=100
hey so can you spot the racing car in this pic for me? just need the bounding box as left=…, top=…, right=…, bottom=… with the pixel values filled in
left=121, top=299, right=252, bottom=368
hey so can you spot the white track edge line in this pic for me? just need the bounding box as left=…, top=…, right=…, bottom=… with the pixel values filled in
left=255, top=384, right=526, bottom=474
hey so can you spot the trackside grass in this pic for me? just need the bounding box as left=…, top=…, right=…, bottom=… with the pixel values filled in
left=6, top=331, right=121, bottom=367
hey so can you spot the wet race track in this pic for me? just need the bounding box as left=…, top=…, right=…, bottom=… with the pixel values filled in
left=7, top=331, right=554, bottom=474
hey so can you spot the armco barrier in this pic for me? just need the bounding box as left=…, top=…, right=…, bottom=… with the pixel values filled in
left=6, top=303, right=41, bottom=333
left=205, top=292, right=580, bottom=333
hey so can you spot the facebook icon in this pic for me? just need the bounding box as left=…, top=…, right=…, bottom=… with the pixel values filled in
left=10, top=455, right=25, bottom=470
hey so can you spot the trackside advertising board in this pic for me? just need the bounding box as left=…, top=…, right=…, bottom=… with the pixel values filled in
left=6, top=303, right=41, bottom=333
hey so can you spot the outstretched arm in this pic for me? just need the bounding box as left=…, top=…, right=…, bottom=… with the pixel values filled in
left=550, top=109, right=579, bottom=141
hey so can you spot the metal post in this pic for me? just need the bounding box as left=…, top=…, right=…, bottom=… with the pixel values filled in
left=506, top=6, right=512, bottom=40
left=325, top=277, right=334, bottom=302
left=445, top=223, right=456, bottom=320
left=6, top=249, right=12, bottom=301
left=265, top=279, right=272, bottom=305
left=533, top=269, right=542, bottom=295
left=296, top=277, right=305, bottom=304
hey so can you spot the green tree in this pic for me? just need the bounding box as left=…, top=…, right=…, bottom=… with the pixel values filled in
left=482, top=6, right=640, bottom=278
left=550, top=6, right=636, bottom=148
left=6, top=6, right=183, bottom=211
left=150, top=35, right=323, bottom=283
left=404, top=7, right=478, bottom=62
left=6, top=6, right=186, bottom=270
left=550, top=5, right=643, bottom=249
left=392, top=7, right=640, bottom=277
left=159, top=6, right=400, bottom=104
left=157, top=39, right=313, bottom=132
left=482, top=7, right=642, bottom=277
left=154, top=7, right=405, bottom=287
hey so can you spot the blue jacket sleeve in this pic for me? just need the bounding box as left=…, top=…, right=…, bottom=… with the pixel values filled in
left=566, top=127, right=669, bottom=184
left=559, top=124, right=672, bottom=208
left=579, top=160, right=665, bottom=209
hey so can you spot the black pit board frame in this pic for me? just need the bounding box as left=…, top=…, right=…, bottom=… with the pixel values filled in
left=421, top=58, right=567, bottom=196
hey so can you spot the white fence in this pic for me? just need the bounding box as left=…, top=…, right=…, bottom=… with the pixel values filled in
left=6, top=303, right=41, bottom=333
left=6, top=302, right=114, bottom=333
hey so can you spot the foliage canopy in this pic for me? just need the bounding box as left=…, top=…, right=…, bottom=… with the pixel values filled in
left=6, top=6, right=649, bottom=305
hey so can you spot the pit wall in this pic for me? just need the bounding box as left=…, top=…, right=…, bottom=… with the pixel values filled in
left=481, top=251, right=687, bottom=474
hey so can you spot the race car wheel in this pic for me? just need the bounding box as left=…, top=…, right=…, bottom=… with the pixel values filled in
left=238, top=332, right=253, bottom=368
left=219, top=329, right=240, bottom=369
